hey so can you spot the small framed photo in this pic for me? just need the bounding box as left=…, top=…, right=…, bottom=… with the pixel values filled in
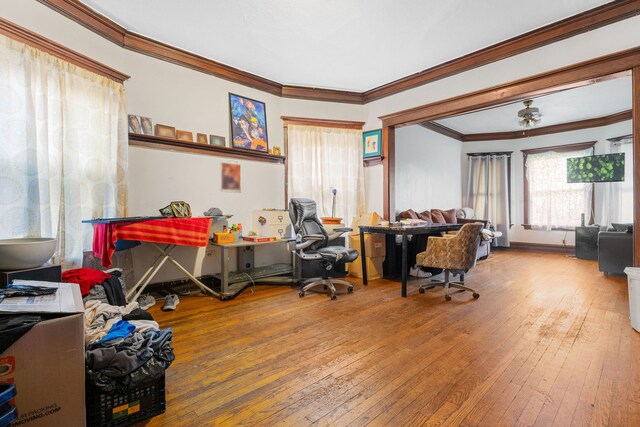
left=221, top=162, right=241, bottom=192
left=140, top=116, right=153, bottom=135
left=209, top=135, right=226, bottom=146
left=229, top=93, right=268, bottom=152
left=128, top=115, right=142, bottom=134
left=176, top=130, right=193, bottom=142
left=154, top=124, right=176, bottom=138
left=363, top=129, right=382, bottom=158
left=196, top=133, right=208, bottom=144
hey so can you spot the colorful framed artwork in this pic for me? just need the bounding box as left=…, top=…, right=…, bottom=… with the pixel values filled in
left=229, top=93, right=268, bottom=152
left=196, top=133, right=208, bottom=144
left=363, top=129, right=382, bottom=158
left=221, top=162, right=241, bottom=192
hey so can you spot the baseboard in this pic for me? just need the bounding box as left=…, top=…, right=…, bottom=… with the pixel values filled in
left=508, top=242, right=575, bottom=254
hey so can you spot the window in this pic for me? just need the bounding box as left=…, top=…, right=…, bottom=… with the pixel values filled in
left=523, top=142, right=595, bottom=230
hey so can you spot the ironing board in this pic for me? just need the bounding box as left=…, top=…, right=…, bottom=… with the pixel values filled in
left=85, top=217, right=218, bottom=301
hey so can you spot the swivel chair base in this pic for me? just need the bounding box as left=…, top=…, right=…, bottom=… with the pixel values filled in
left=418, top=270, right=479, bottom=301
left=299, top=277, right=354, bottom=300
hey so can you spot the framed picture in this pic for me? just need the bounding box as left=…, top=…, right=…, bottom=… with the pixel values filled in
left=128, top=115, right=142, bottom=134
left=140, top=116, right=153, bottom=135
left=229, top=93, right=268, bottom=152
left=176, top=130, right=193, bottom=142
left=363, top=129, right=382, bottom=158
left=209, top=135, right=226, bottom=146
left=196, top=133, right=208, bottom=144
left=221, top=162, right=241, bottom=192
left=154, top=124, right=176, bottom=138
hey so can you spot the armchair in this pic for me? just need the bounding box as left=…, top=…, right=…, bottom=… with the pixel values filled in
left=289, top=198, right=358, bottom=300
left=415, top=222, right=483, bottom=301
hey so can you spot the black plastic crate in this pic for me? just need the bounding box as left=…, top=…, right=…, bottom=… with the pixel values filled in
left=86, top=375, right=165, bottom=427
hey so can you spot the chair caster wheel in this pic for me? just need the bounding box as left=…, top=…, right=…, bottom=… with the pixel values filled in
left=347, top=287, right=353, bottom=293
left=473, top=293, right=480, bottom=299
left=299, top=291, right=305, bottom=298
left=419, top=288, right=425, bottom=294
left=330, top=294, right=337, bottom=300
left=445, top=295, right=452, bottom=301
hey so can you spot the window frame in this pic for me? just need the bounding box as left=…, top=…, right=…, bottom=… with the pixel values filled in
left=522, top=141, right=596, bottom=230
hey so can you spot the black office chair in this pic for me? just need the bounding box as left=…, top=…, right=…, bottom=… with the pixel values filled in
left=289, top=198, right=358, bottom=300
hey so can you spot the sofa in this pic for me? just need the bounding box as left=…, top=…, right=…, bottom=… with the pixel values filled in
left=598, top=223, right=633, bottom=276
left=396, top=208, right=492, bottom=260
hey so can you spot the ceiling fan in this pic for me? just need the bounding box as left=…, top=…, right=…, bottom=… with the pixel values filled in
left=518, top=99, right=542, bottom=128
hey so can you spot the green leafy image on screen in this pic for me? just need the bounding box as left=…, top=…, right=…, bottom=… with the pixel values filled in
left=567, top=153, right=625, bottom=183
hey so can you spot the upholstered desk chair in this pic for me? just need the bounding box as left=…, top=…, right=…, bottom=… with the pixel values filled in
left=289, top=198, right=358, bottom=300
left=415, top=222, right=483, bottom=301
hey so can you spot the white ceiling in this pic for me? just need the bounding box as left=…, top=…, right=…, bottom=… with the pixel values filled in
left=80, top=0, right=609, bottom=92
left=434, top=76, right=632, bottom=134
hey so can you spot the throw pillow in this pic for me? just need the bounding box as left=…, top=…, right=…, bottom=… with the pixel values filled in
left=432, top=208, right=457, bottom=224
left=418, top=210, right=433, bottom=222
left=430, top=209, right=446, bottom=224
left=397, top=209, right=418, bottom=220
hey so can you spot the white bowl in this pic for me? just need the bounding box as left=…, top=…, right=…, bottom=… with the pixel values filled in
left=0, top=238, right=57, bottom=271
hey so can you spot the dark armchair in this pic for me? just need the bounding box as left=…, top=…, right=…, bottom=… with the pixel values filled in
left=289, top=198, right=358, bottom=300
left=598, top=226, right=633, bottom=276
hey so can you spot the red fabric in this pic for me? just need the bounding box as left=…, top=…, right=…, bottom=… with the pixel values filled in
left=92, top=217, right=212, bottom=268
left=62, top=268, right=111, bottom=296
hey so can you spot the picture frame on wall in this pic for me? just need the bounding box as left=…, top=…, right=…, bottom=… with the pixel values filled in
left=176, top=130, right=193, bottom=142
left=209, top=135, right=226, bottom=146
left=229, top=93, right=268, bottom=152
left=140, top=116, right=153, bottom=135
left=196, top=133, right=208, bottom=144
left=128, top=115, right=142, bottom=134
left=154, top=124, right=176, bottom=138
left=363, top=129, right=382, bottom=158
left=221, top=162, right=241, bottom=192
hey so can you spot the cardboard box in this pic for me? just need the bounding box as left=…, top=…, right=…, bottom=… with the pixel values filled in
left=348, top=234, right=386, bottom=258
left=213, top=232, right=234, bottom=243
left=0, top=282, right=85, bottom=427
left=252, top=210, right=293, bottom=238
left=349, top=212, right=384, bottom=235
left=349, top=256, right=384, bottom=280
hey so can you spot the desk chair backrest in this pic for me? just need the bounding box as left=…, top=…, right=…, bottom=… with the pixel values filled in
left=445, top=222, right=484, bottom=270
left=289, top=198, right=328, bottom=250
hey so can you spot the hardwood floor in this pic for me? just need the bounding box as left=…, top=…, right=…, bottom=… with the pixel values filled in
left=141, top=251, right=640, bottom=426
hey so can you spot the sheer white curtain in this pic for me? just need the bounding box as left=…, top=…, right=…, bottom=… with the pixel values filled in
left=287, top=125, right=365, bottom=222
left=600, top=141, right=633, bottom=225
left=0, top=34, right=128, bottom=267
left=525, top=148, right=592, bottom=229
left=465, top=155, right=510, bottom=246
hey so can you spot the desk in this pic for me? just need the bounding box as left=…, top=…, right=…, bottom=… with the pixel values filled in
left=210, top=238, right=296, bottom=300
left=359, top=224, right=461, bottom=297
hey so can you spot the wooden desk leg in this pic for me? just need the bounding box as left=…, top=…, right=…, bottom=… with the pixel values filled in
left=401, top=234, right=408, bottom=297
left=360, top=228, right=368, bottom=285
left=221, top=245, right=229, bottom=295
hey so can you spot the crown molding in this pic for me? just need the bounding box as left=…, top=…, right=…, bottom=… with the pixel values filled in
left=423, top=109, right=633, bottom=142
left=36, top=0, right=640, bottom=104
left=364, top=0, right=640, bottom=103
left=0, top=17, right=129, bottom=83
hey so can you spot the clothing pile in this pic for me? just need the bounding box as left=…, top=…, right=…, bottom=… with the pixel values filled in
left=76, top=269, right=175, bottom=395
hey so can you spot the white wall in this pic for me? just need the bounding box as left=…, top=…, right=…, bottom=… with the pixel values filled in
left=461, top=120, right=633, bottom=246
left=395, top=125, right=462, bottom=215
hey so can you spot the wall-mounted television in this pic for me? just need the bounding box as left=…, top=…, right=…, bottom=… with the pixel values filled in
left=567, top=153, right=625, bottom=183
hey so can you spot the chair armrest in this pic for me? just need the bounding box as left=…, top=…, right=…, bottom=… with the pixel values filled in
left=327, top=227, right=352, bottom=241
left=296, top=234, right=324, bottom=250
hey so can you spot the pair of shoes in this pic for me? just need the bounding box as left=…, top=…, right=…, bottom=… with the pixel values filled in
left=409, top=266, right=433, bottom=278
left=137, top=294, right=156, bottom=310
left=161, top=294, right=180, bottom=311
